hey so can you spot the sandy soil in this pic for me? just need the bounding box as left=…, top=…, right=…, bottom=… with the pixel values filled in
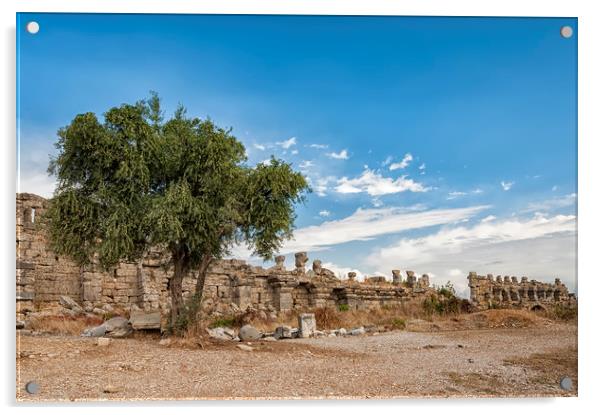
left=16, top=321, right=577, bottom=401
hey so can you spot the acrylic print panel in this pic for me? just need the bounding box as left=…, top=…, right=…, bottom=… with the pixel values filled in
left=16, top=13, right=577, bottom=401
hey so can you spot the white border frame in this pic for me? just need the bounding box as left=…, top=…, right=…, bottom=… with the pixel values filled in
left=2, top=1, right=601, bottom=414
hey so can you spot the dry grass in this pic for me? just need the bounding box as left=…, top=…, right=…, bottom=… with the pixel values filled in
left=463, top=309, right=549, bottom=328
left=503, top=346, right=578, bottom=391
left=27, top=314, right=104, bottom=336
left=446, top=372, right=508, bottom=396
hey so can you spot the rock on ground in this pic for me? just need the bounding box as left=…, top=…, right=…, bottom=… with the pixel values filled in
left=239, top=325, right=261, bottom=341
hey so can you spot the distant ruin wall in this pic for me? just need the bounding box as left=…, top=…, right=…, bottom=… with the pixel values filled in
left=467, top=272, right=576, bottom=311
left=16, top=193, right=438, bottom=320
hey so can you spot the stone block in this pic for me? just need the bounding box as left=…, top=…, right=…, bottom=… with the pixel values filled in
left=298, top=313, right=316, bottom=338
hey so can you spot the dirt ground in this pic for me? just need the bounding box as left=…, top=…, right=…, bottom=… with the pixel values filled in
left=16, top=320, right=577, bottom=401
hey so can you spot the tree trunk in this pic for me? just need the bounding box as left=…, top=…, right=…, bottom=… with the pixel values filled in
left=194, top=254, right=213, bottom=307
left=169, top=251, right=186, bottom=328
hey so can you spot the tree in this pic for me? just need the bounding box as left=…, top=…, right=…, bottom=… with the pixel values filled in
left=45, top=93, right=309, bottom=329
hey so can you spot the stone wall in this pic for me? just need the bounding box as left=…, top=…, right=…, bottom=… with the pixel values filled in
left=467, top=272, right=576, bottom=311
left=16, top=193, right=437, bottom=323
left=17, top=193, right=577, bottom=323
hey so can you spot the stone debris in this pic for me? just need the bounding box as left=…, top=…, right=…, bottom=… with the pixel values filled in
left=350, top=327, right=366, bottom=336
left=206, top=327, right=238, bottom=341
left=82, top=325, right=107, bottom=337
left=238, top=324, right=261, bottom=341
left=237, top=344, right=254, bottom=352
left=159, top=338, right=172, bottom=346
left=82, top=316, right=132, bottom=338
left=274, top=325, right=294, bottom=340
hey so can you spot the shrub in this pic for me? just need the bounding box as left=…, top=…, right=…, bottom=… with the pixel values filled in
left=314, top=307, right=343, bottom=329
left=391, top=317, right=406, bottom=330
left=547, top=304, right=577, bottom=321
left=209, top=316, right=237, bottom=329
left=338, top=304, right=350, bottom=312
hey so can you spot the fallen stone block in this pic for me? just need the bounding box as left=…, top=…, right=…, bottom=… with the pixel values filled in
left=129, top=311, right=161, bottom=330
left=274, top=325, right=293, bottom=340
left=206, top=327, right=237, bottom=341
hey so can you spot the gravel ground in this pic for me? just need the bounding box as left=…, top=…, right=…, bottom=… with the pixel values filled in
left=16, top=323, right=577, bottom=401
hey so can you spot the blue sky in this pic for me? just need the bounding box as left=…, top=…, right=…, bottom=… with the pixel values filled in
left=16, top=14, right=577, bottom=296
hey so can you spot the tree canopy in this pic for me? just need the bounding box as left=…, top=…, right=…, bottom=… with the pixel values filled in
left=46, top=93, right=310, bottom=327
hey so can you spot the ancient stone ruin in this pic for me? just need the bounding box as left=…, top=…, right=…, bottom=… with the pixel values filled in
left=467, top=272, right=576, bottom=311
left=16, top=193, right=577, bottom=327
left=16, top=193, right=438, bottom=326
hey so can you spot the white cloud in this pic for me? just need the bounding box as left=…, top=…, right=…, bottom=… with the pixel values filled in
left=472, top=188, right=483, bottom=194
left=253, top=143, right=266, bottom=151
left=277, top=137, right=297, bottom=149
left=335, top=169, right=429, bottom=196
left=419, top=163, right=426, bottom=171
left=291, top=149, right=299, bottom=155
left=381, top=156, right=393, bottom=166
left=552, top=185, right=558, bottom=191
left=448, top=268, right=463, bottom=277
left=299, top=160, right=314, bottom=170
left=18, top=172, right=56, bottom=198
left=365, top=213, right=577, bottom=297
left=447, top=191, right=467, bottom=200
left=501, top=181, right=514, bottom=191
left=309, top=143, right=328, bottom=149
left=318, top=210, right=331, bottom=217
left=313, top=176, right=335, bottom=197
left=326, top=149, right=349, bottom=160
left=280, top=204, right=489, bottom=253
left=371, top=198, right=383, bottom=208
left=524, top=193, right=576, bottom=213
left=481, top=215, right=496, bottom=223
left=389, top=153, right=413, bottom=170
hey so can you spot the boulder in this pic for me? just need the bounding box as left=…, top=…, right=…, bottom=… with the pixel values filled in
left=274, top=325, right=293, bottom=340
left=59, top=295, right=80, bottom=310
left=82, top=316, right=132, bottom=338
left=206, top=327, right=237, bottom=341
left=338, top=328, right=347, bottom=336
left=239, top=324, right=261, bottom=341
left=350, top=327, right=366, bottom=336
left=82, top=325, right=107, bottom=337
left=104, top=316, right=130, bottom=332
left=107, top=325, right=133, bottom=338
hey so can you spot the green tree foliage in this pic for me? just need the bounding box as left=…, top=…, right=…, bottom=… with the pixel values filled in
left=46, top=93, right=309, bottom=328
